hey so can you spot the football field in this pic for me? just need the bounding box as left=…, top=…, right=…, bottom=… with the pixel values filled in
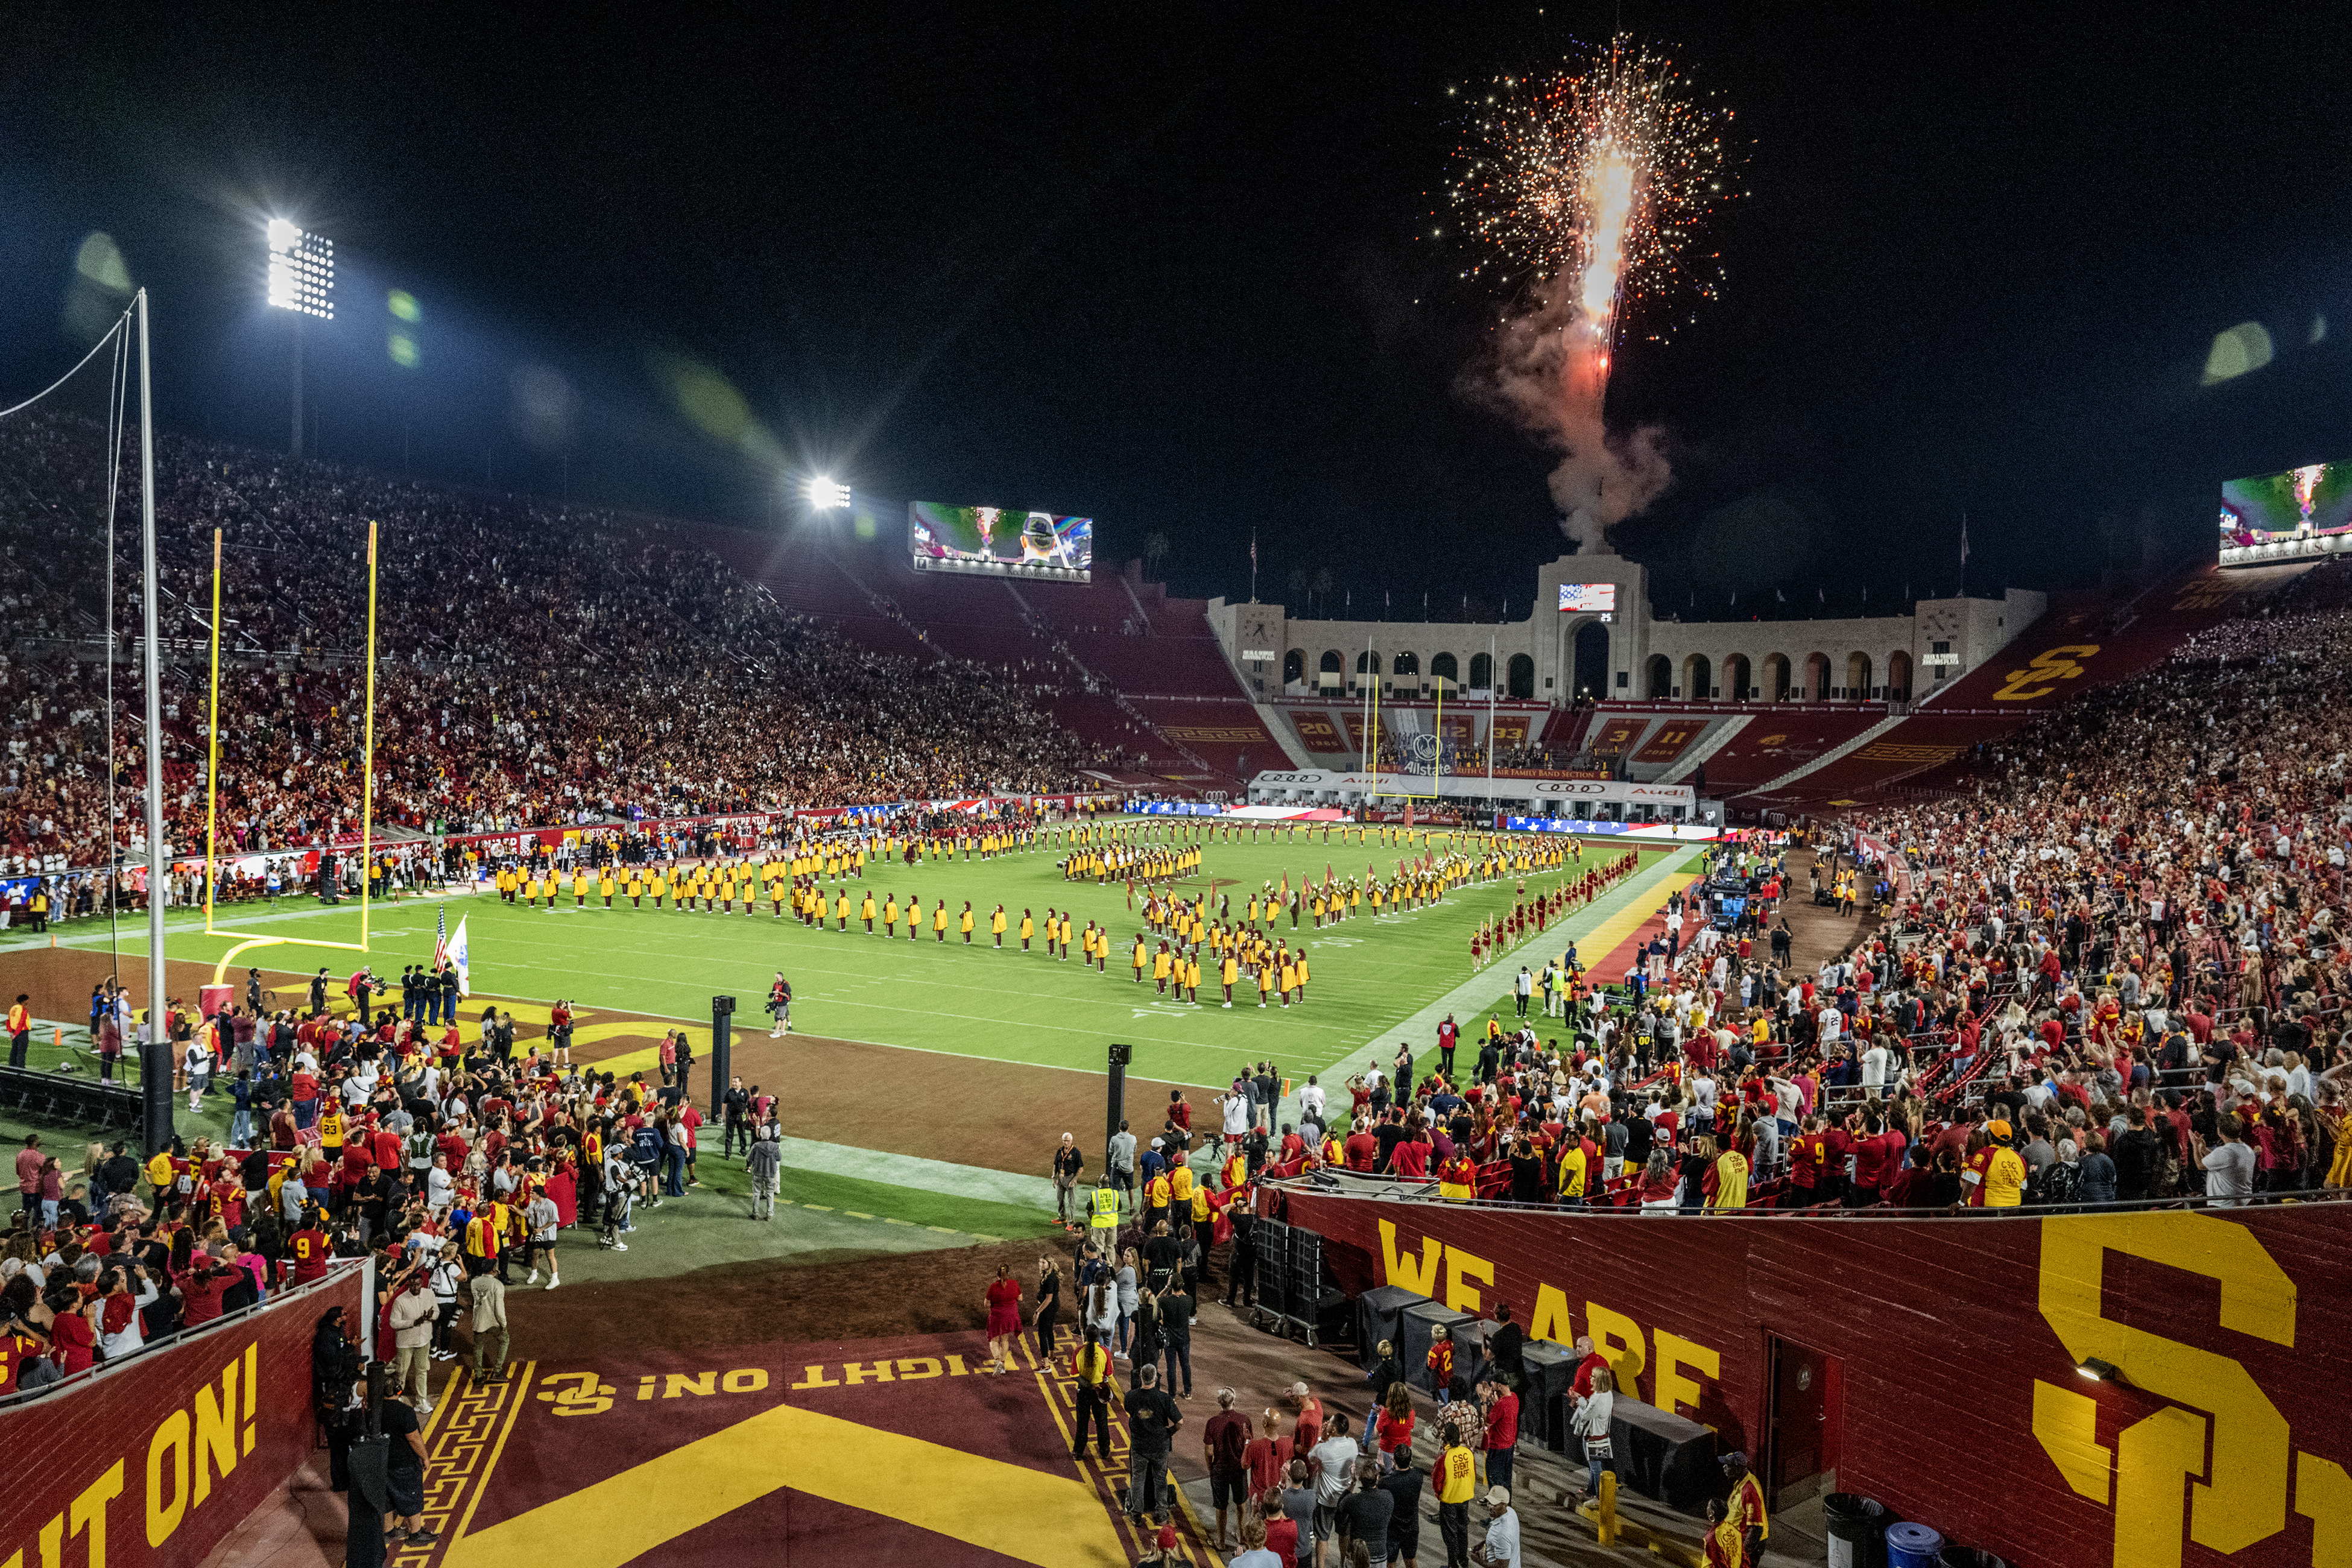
left=75, top=824, right=1702, bottom=1089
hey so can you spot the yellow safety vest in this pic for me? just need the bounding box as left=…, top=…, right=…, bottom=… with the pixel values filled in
left=1090, top=1187, right=1121, bottom=1230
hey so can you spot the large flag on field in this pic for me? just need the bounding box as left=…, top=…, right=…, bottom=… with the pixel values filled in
left=437, top=913, right=472, bottom=997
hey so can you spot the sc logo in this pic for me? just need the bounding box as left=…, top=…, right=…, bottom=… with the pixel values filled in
left=2032, top=1212, right=2350, bottom=1568
left=1993, top=644, right=2101, bottom=702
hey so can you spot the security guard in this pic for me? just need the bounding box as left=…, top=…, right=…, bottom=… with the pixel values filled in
left=1070, top=1324, right=1116, bottom=1464
left=1090, top=1177, right=1122, bottom=1239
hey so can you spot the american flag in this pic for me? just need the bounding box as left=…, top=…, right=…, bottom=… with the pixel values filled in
left=431, top=905, right=449, bottom=967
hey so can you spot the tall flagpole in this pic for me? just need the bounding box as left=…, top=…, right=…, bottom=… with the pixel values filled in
left=361, top=519, right=379, bottom=951
left=204, top=529, right=221, bottom=931
left=1487, top=633, right=1496, bottom=803
left=136, top=291, right=171, bottom=1155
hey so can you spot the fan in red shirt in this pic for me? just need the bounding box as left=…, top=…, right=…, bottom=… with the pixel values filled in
left=1570, top=1338, right=1611, bottom=1399
left=1479, top=1376, right=1520, bottom=1491
left=1342, top=1125, right=1380, bottom=1171
left=0, top=1326, right=41, bottom=1396
left=1243, top=1408, right=1291, bottom=1497
left=1782, top=1124, right=1821, bottom=1209
left=288, top=1221, right=332, bottom=1284
left=48, top=1304, right=97, bottom=1375
left=206, top=1175, right=244, bottom=1228
left=1289, top=1384, right=1324, bottom=1455
left=1841, top=1114, right=1886, bottom=1204
left=177, top=1254, right=238, bottom=1327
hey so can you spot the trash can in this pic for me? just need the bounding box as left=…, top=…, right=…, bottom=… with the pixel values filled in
left=1938, top=1549, right=2008, bottom=1568
left=1823, top=1493, right=1888, bottom=1568
left=1885, top=1521, right=1944, bottom=1568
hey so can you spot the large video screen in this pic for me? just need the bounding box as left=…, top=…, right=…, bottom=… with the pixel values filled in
left=1558, top=582, right=1618, bottom=612
left=910, top=501, right=1092, bottom=581
left=2222, top=460, right=2352, bottom=545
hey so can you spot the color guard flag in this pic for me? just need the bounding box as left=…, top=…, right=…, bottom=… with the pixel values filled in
left=446, top=914, right=472, bottom=997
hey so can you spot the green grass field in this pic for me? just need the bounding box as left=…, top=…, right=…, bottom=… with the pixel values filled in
left=40, top=824, right=1702, bottom=1088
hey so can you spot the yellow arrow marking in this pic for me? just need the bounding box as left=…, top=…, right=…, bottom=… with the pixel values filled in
left=440, top=1394, right=1130, bottom=1568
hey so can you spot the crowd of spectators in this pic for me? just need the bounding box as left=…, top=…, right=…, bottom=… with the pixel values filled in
left=1277, top=610, right=2352, bottom=1215
left=0, top=412, right=1119, bottom=870
left=4, top=972, right=741, bottom=1404
left=1323, top=561, right=2342, bottom=1216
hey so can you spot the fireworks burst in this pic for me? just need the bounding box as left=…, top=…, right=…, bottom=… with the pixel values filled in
left=1443, top=36, right=1740, bottom=554
left=1444, top=35, right=1738, bottom=350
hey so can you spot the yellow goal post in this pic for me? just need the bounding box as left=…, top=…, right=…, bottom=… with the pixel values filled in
left=1366, top=677, right=1448, bottom=800
left=202, top=519, right=381, bottom=987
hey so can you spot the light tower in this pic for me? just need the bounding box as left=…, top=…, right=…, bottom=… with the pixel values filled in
left=805, top=475, right=852, bottom=510
left=265, top=218, right=334, bottom=457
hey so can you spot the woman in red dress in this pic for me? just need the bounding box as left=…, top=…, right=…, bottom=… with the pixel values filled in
left=982, top=1262, right=1023, bottom=1374
left=545, top=1151, right=578, bottom=1230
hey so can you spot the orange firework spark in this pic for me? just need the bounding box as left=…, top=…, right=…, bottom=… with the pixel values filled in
left=1443, top=34, right=1740, bottom=346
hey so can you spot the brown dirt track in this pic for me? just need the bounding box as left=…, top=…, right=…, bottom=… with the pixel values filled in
left=712, top=1030, right=1206, bottom=1177
left=510, top=1235, right=1083, bottom=1359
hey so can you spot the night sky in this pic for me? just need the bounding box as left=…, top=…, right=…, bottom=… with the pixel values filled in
left=4, top=4, right=2350, bottom=619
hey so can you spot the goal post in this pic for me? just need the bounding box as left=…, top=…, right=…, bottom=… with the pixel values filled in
left=203, top=519, right=381, bottom=985
left=1368, top=680, right=1446, bottom=801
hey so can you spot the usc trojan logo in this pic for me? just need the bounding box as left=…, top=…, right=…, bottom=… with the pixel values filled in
left=2172, top=578, right=2240, bottom=612
left=2032, top=1212, right=2351, bottom=1567
left=1992, top=644, right=2101, bottom=702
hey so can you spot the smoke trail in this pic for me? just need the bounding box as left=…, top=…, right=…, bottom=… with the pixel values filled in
left=1464, top=268, right=1671, bottom=552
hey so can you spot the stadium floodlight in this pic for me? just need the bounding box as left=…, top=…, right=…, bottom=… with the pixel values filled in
left=266, top=219, right=333, bottom=457
left=264, top=220, right=334, bottom=318
left=806, top=475, right=852, bottom=510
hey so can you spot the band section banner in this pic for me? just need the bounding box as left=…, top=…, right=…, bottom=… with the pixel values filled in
left=0, top=1265, right=367, bottom=1568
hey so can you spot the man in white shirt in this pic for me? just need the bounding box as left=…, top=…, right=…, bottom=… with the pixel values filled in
left=1307, top=1413, right=1362, bottom=1568
left=2200, top=1119, right=2257, bottom=1207
left=1299, top=1077, right=1326, bottom=1125
left=1860, top=1041, right=1892, bottom=1098
left=1219, top=1087, right=1251, bottom=1152
left=1479, top=1487, right=1521, bottom=1568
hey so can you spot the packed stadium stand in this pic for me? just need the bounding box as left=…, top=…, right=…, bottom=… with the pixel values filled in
left=1728, top=561, right=2315, bottom=814
left=0, top=415, right=1134, bottom=870
left=695, top=516, right=1271, bottom=788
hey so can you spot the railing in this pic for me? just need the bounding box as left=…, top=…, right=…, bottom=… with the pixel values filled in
left=1266, top=1172, right=2352, bottom=1219
left=0, top=1259, right=367, bottom=1412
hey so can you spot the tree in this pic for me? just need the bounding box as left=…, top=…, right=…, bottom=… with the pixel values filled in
left=1310, top=566, right=1334, bottom=618
left=1143, top=531, right=1170, bottom=580
left=1286, top=567, right=1307, bottom=613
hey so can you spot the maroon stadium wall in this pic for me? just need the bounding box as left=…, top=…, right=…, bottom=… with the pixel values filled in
left=0, top=1266, right=365, bottom=1568
left=1272, top=1187, right=2352, bottom=1568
